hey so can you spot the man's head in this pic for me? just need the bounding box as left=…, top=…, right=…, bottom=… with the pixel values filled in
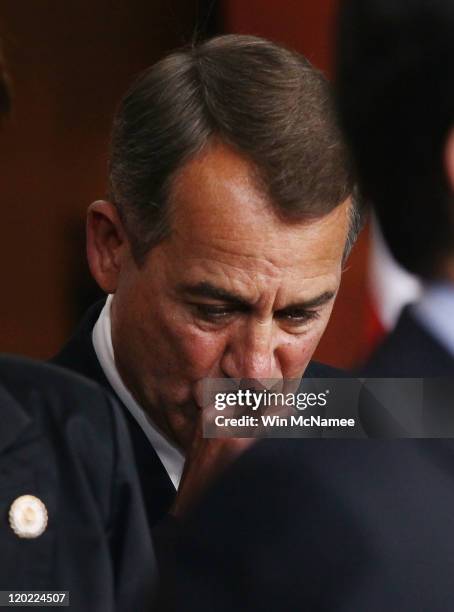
left=336, top=0, right=454, bottom=279
left=87, top=35, right=356, bottom=449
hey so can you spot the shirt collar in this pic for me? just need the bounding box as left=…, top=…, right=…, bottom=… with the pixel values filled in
left=92, top=295, right=184, bottom=490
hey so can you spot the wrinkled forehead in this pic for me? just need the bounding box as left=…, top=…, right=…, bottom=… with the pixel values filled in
left=166, top=142, right=351, bottom=272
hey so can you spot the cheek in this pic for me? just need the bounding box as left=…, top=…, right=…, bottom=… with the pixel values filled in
left=278, top=337, right=318, bottom=377
left=278, top=317, right=333, bottom=377
left=161, top=317, right=227, bottom=377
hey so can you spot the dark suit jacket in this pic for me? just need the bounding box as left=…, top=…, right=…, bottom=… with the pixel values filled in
left=361, top=305, right=454, bottom=376
left=53, top=300, right=343, bottom=528
left=0, top=355, right=155, bottom=612
left=172, top=437, right=454, bottom=612
left=52, top=301, right=176, bottom=529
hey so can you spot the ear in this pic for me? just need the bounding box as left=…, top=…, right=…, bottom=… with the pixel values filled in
left=86, top=200, right=129, bottom=294
left=444, top=127, right=454, bottom=193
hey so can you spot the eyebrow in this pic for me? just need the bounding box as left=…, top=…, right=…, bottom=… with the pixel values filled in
left=281, top=291, right=336, bottom=311
left=177, top=281, right=335, bottom=311
left=177, top=282, right=250, bottom=307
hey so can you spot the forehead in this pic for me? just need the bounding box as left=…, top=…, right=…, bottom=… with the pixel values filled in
left=165, top=142, right=349, bottom=276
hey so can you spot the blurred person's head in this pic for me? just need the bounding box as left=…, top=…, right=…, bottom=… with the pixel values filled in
left=336, top=0, right=454, bottom=280
left=87, top=34, right=359, bottom=449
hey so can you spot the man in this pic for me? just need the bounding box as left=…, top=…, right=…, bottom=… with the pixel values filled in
left=54, top=34, right=360, bottom=525
left=0, top=48, right=155, bottom=611
left=336, top=0, right=454, bottom=376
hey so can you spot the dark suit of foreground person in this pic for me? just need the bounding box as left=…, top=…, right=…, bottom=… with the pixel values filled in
left=336, top=0, right=454, bottom=377
left=0, top=355, right=155, bottom=611
left=172, top=438, right=454, bottom=612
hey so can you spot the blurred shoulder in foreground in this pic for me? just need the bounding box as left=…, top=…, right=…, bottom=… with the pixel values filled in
left=171, top=437, right=454, bottom=612
left=0, top=355, right=155, bottom=611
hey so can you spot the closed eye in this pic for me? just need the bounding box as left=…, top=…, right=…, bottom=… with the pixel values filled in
left=275, top=309, right=320, bottom=325
left=193, top=303, right=320, bottom=326
left=192, top=303, right=246, bottom=322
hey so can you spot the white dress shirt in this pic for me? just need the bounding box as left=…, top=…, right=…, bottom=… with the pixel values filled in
left=413, top=282, right=454, bottom=358
left=92, top=295, right=185, bottom=490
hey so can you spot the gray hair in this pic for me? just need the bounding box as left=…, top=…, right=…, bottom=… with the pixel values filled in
left=109, top=34, right=361, bottom=264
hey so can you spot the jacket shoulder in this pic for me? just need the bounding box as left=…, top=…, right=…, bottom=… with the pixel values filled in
left=51, top=300, right=107, bottom=382
left=360, top=307, right=454, bottom=376
left=0, top=354, right=117, bottom=435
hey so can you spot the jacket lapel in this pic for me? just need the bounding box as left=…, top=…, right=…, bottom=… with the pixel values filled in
left=0, top=383, right=31, bottom=456
left=52, top=299, right=176, bottom=524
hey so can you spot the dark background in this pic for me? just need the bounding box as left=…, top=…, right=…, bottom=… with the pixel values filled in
left=0, top=0, right=368, bottom=368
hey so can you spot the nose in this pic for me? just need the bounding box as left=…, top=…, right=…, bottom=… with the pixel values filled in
left=220, top=318, right=282, bottom=380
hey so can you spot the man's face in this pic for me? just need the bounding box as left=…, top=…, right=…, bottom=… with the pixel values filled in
left=111, top=143, right=351, bottom=449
